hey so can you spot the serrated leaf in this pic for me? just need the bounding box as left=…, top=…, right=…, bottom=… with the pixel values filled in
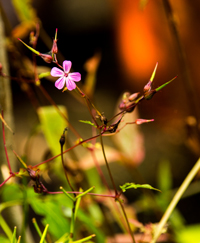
left=120, top=182, right=161, bottom=193
left=79, top=120, right=97, bottom=128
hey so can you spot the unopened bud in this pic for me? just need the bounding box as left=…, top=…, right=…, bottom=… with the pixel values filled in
left=51, top=39, right=58, bottom=54
left=135, top=119, right=154, bottom=125
left=143, top=80, right=152, bottom=93
left=27, top=167, right=39, bottom=181
left=128, top=92, right=140, bottom=101
left=59, top=134, right=65, bottom=147
left=59, top=127, right=68, bottom=147
left=40, top=53, right=53, bottom=63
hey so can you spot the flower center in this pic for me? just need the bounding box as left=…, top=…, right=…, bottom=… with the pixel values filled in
left=64, top=72, right=68, bottom=77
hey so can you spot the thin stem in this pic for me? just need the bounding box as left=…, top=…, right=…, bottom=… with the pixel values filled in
left=117, top=199, right=136, bottom=243
left=60, top=131, right=75, bottom=193
left=76, top=86, right=99, bottom=127
left=99, top=130, right=118, bottom=195
left=1, top=110, right=12, bottom=172
left=33, top=132, right=105, bottom=168
left=0, top=174, right=14, bottom=187
left=151, top=157, right=200, bottom=243
left=46, top=190, right=116, bottom=198
left=70, top=201, right=76, bottom=241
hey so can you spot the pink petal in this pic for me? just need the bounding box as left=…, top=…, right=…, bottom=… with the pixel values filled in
left=55, top=77, right=65, bottom=90
left=68, top=72, right=81, bottom=82
left=63, top=60, right=72, bottom=73
left=66, top=77, right=76, bottom=91
left=51, top=67, right=64, bottom=77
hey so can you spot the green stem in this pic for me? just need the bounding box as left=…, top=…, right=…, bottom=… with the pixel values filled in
left=61, top=143, right=75, bottom=193
left=99, top=130, right=118, bottom=195
left=117, top=199, right=136, bottom=243
left=69, top=201, right=76, bottom=241
left=0, top=214, right=13, bottom=241
left=151, top=157, right=200, bottom=243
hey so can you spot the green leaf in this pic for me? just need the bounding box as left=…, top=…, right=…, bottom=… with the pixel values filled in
left=1, top=184, right=23, bottom=202
left=76, top=209, right=105, bottom=243
left=79, top=120, right=97, bottom=128
left=37, top=106, right=68, bottom=163
left=175, top=224, right=200, bottom=243
left=157, top=160, right=172, bottom=192
left=38, top=72, right=51, bottom=79
left=29, top=196, right=70, bottom=239
left=11, top=227, right=17, bottom=243
left=12, top=0, right=36, bottom=22
left=0, top=235, right=10, bottom=243
left=120, top=182, right=161, bottom=193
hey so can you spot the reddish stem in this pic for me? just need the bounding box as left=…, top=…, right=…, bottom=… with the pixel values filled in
left=1, top=110, right=12, bottom=172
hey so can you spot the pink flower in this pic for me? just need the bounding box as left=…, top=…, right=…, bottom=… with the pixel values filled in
left=51, top=60, right=81, bottom=90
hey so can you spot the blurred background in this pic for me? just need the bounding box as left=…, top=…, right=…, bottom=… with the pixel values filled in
left=1, top=0, right=200, bottom=242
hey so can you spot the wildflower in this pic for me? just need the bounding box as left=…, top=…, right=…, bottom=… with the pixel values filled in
left=51, top=60, right=81, bottom=90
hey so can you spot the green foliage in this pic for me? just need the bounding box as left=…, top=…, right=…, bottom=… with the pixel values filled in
left=29, top=195, right=71, bottom=239
left=12, top=0, right=36, bottom=22
left=120, top=182, right=161, bottom=193
left=37, top=106, right=68, bottom=162
left=79, top=120, right=97, bottom=128
left=0, top=236, right=10, bottom=243
left=175, top=224, right=200, bottom=243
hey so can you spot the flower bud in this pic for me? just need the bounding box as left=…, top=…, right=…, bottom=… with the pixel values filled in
left=51, top=39, right=58, bottom=54
left=27, top=167, right=39, bottom=181
left=59, top=134, right=65, bottom=147
left=143, top=80, right=152, bottom=93
left=135, top=119, right=154, bottom=125
left=128, top=92, right=140, bottom=101
left=40, top=53, right=53, bottom=63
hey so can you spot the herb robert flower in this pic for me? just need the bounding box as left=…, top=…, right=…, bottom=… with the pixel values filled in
left=51, top=60, right=81, bottom=90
